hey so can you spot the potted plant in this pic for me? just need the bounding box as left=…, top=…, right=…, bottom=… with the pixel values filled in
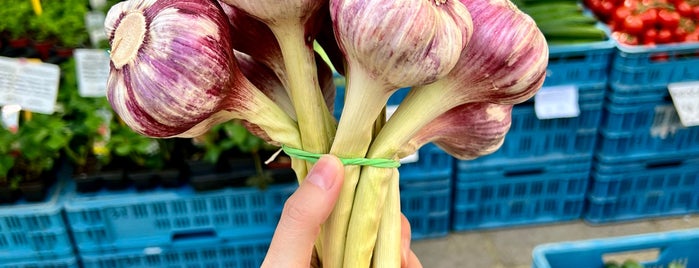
left=109, top=124, right=182, bottom=190
left=0, top=128, right=18, bottom=203
left=188, top=120, right=291, bottom=191
left=53, top=0, right=89, bottom=59
left=0, top=1, right=33, bottom=57
left=11, top=113, right=71, bottom=202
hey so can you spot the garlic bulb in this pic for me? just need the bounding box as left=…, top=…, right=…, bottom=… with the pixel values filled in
left=105, top=0, right=299, bottom=147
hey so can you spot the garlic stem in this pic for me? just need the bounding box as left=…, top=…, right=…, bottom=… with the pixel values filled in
left=271, top=23, right=335, bottom=174
left=372, top=170, right=401, bottom=268
left=344, top=166, right=395, bottom=267
left=325, top=66, right=392, bottom=267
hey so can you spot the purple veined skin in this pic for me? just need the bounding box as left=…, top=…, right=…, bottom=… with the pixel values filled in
left=398, top=102, right=514, bottom=160
left=104, top=0, right=299, bottom=147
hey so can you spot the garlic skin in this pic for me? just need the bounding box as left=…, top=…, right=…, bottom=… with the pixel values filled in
left=398, top=103, right=513, bottom=160
left=331, top=0, right=472, bottom=89
left=442, top=0, right=548, bottom=106
left=220, top=0, right=325, bottom=28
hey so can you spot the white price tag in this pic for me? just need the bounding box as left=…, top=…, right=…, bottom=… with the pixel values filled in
left=89, top=0, right=107, bottom=9
left=0, top=57, right=60, bottom=114
left=534, top=85, right=580, bottom=120
left=650, top=104, right=683, bottom=139
left=668, top=81, right=699, bottom=127
left=385, top=105, right=419, bottom=164
left=75, top=49, right=111, bottom=97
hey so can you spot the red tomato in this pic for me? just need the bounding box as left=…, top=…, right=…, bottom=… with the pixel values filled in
left=675, top=1, right=694, bottom=17
left=623, top=0, right=640, bottom=9
left=658, top=9, right=681, bottom=29
left=624, top=15, right=646, bottom=34
left=693, top=5, right=699, bottom=18
left=644, top=28, right=658, bottom=43
left=657, top=28, right=674, bottom=43
left=614, top=6, right=633, bottom=26
left=639, top=8, right=658, bottom=29
left=674, top=27, right=689, bottom=41
left=612, top=31, right=640, bottom=45
left=685, top=31, right=699, bottom=42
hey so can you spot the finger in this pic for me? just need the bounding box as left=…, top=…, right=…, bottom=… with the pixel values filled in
left=262, top=155, right=344, bottom=268
left=401, top=214, right=412, bottom=268
left=406, top=249, right=423, bottom=268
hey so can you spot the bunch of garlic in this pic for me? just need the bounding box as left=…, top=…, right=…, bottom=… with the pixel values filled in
left=104, top=0, right=547, bottom=267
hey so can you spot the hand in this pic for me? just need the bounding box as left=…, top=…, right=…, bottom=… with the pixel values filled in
left=262, top=155, right=422, bottom=268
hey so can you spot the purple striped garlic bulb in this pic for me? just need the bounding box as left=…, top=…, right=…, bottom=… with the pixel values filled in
left=398, top=102, right=513, bottom=160
left=104, top=0, right=298, bottom=147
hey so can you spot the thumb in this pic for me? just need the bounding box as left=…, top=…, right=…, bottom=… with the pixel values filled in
left=262, top=155, right=344, bottom=267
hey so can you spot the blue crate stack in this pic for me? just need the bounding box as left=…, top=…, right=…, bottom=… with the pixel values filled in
left=62, top=181, right=296, bottom=267
left=0, top=179, right=77, bottom=268
left=587, top=40, right=699, bottom=223
left=451, top=40, right=615, bottom=231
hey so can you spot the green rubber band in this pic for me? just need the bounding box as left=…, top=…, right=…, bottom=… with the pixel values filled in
left=282, top=145, right=400, bottom=168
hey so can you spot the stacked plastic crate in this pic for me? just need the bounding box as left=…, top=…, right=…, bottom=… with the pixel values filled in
left=451, top=41, right=615, bottom=231
left=62, top=180, right=296, bottom=267
left=0, top=179, right=76, bottom=268
left=532, top=228, right=699, bottom=268
left=586, top=42, right=699, bottom=223
left=334, top=82, right=454, bottom=240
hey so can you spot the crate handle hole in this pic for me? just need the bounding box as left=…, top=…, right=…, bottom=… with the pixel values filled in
left=172, top=229, right=217, bottom=241
left=646, top=160, right=683, bottom=169
left=602, top=248, right=660, bottom=266
left=504, top=168, right=544, bottom=177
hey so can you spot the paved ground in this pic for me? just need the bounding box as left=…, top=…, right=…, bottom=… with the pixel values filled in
left=411, top=215, right=699, bottom=267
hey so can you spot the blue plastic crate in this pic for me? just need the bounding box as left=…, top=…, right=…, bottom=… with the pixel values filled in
left=80, top=234, right=272, bottom=268
left=597, top=98, right=699, bottom=162
left=397, top=143, right=453, bottom=183
left=585, top=153, right=699, bottom=224
left=63, top=182, right=296, bottom=253
left=453, top=154, right=590, bottom=231
left=0, top=255, right=78, bottom=268
left=545, top=40, right=615, bottom=88
left=469, top=99, right=603, bottom=164
left=532, top=228, right=699, bottom=268
left=400, top=176, right=451, bottom=240
left=0, top=180, right=74, bottom=264
left=609, top=40, right=699, bottom=95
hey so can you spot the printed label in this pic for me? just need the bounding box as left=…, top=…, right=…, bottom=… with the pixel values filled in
left=75, top=49, right=111, bottom=97
left=85, top=11, right=108, bottom=47
left=534, top=85, right=580, bottom=120
left=668, top=81, right=699, bottom=127
left=1, top=104, right=21, bottom=133
left=0, top=57, right=60, bottom=114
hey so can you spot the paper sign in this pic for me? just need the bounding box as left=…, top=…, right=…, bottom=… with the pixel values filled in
left=0, top=57, right=60, bottom=114
left=650, top=104, right=683, bottom=139
left=668, top=81, right=699, bottom=127
left=385, top=105, right=419, bottom=164
left=534, top=85, right=580, bottom=120
left=89, top=0, right=107, bottom=9
left=75, top=49, right=111, bottom=97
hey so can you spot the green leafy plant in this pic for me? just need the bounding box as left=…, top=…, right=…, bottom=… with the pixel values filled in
left=0, top=1, right=33, bottom=40
left=193, top=120, right=277, bottom=188
left=11, top=113, right=72, bottom=182
left=0, top=128, right=17, bottom=187
left=58, top=59, right=113, bottom=175
left=109, top=124, right=171, bottom=171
